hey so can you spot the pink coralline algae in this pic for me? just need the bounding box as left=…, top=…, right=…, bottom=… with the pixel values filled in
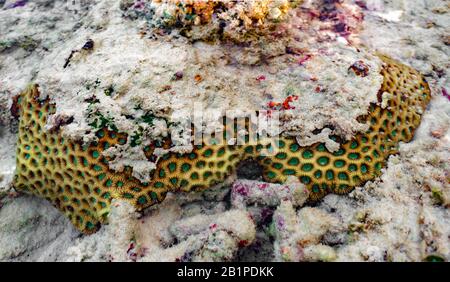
left=442, top=88, right=450, bottom=101
left=298, top=54, right=313, bottom=65
left=256, top=75, right=266, bottom=82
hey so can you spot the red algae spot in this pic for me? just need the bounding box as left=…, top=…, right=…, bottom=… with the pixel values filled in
left=194, top=74, right=203, bottom=83
left=238, top=240, right=249, bottom=247
left=234, top=184, right=249, bottom=196
left=282, top=96, right=299, bottom=110
left=268, top=96, right=299, bottom=111
left=298, top=54, right=312, bottom=65
left=256, top=75, right=266, bottom=82
left=258, top=183, right=269, bottom=190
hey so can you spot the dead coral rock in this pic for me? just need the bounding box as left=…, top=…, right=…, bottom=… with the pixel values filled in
left=139, top=209, right=256, bottom=262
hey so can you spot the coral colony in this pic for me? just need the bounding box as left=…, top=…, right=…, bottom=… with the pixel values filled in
left=13, top=1, right=431, bottom=233
left=14, top=57, right=431, bottom=233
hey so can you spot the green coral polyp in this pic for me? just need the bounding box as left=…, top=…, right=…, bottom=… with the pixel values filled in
left=13, top=56, right=431, bottom=233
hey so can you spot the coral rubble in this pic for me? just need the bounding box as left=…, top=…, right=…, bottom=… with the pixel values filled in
left=122, top=0, right=301, bottom=41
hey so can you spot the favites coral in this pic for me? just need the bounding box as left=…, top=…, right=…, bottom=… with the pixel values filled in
left=13, top=55, right=431, bottom=233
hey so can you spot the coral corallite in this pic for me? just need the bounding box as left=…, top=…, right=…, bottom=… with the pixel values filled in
left=13, top=56, right=431, bottom=233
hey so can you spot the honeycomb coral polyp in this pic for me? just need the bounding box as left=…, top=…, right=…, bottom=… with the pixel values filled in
left=13, top=56, right=431, bottom=233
